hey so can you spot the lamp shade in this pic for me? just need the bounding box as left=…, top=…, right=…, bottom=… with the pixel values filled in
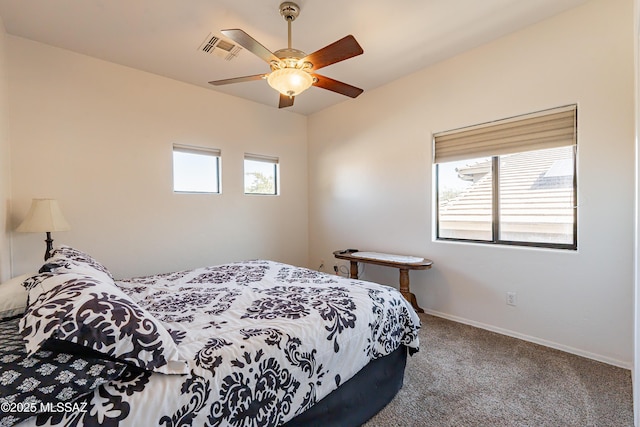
left=267, top=68, right=314, bottom=97
left=16, top=199, right=71, bottom=233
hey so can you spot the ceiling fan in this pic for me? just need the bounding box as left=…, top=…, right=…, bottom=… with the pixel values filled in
left=208, top=2, right=364, bottom=109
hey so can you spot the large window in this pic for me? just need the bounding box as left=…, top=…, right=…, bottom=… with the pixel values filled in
left=244, top=154, right=279, bottom=195
left=435, top=105, right=577, bottom=249
left=172, top=144, right=221, bottom=193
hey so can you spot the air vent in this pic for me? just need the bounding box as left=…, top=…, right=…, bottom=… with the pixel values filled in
left=199, top=33, right=241, bottom=60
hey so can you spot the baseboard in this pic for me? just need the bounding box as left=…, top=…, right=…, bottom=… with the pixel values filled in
left=423, top=309, right=632, bottom=370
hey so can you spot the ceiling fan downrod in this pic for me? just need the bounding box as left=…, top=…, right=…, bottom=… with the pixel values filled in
left=279, top=2, right=299, bottom=49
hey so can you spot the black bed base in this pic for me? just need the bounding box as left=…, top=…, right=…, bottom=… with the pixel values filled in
left=284, top=345, right=407, bottom=427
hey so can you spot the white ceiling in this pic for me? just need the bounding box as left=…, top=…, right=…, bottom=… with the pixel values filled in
left=0, top=0, right=590, bottom=115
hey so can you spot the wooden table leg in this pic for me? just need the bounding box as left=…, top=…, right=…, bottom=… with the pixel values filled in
left=349, top=261, right=359, bottom=279
left=399, top=268, right=424, bottom=313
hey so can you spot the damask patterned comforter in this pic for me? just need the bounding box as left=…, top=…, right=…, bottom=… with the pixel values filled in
left=10, top=256, right=420, bottom=426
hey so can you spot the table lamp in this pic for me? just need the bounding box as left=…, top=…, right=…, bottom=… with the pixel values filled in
left=16, top=198, right=71, bottom=261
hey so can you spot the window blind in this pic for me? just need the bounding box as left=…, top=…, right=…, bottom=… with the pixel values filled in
left=173, top=144, right=221, bottom=157
left=433, top=105, right=576, bottom=164
left=244, top=153, right=279, bottom=164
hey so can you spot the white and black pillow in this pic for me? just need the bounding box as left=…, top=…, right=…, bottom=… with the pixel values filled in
left=39, top=245, right=114, bottom=282
left=0, top=317, right=129, bottom=426
left=0, top=273, right=34, bottom=320
left=20, top=271, right=187, bottom=375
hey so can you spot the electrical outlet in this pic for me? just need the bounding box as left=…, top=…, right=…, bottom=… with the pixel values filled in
left=506, top=292, right=517, bottom=306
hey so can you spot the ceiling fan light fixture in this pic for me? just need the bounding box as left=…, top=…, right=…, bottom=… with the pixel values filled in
left=267, top=67, right=313, bottom=97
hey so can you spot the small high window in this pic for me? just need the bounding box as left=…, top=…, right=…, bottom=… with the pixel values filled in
left=172, top=144, right=221, bottom=193
left=244, top=154, right=279, bottom=195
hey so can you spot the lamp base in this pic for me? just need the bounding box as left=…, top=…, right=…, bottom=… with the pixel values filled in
left=44, top=231, right=54, bottom=261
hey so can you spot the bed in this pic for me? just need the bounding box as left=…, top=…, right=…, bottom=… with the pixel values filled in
left=0, top=246, right=420, bottom=426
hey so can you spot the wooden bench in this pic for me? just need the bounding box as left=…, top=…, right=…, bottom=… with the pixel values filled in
left=333, top=250, right=433, bottom=313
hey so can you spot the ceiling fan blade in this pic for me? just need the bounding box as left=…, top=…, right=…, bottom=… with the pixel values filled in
left=312, top=74, right=364, bottom=98
left=279, top=94, right=295, bottom=108
left=302, top=35, right=363, bottom=71
left=221, top=29, right=280, bottom=64
left=208, top=74, right=266, bottom=86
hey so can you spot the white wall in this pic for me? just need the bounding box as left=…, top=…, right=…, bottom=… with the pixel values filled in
left=0, top=17, right=10, bottom=282
left=309, top=0, right=635, bottom=367
left=8, top=37, right=309, bottom=279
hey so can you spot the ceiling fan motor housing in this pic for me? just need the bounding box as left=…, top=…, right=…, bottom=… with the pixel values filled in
left=274, top=48, right=306, bottom=61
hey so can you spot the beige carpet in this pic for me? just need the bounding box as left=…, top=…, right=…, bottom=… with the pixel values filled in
left=365, top=314, right=633, bottom=427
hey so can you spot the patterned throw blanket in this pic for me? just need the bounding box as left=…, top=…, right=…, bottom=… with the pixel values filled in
left=9, top=260, right=420, bottom=426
